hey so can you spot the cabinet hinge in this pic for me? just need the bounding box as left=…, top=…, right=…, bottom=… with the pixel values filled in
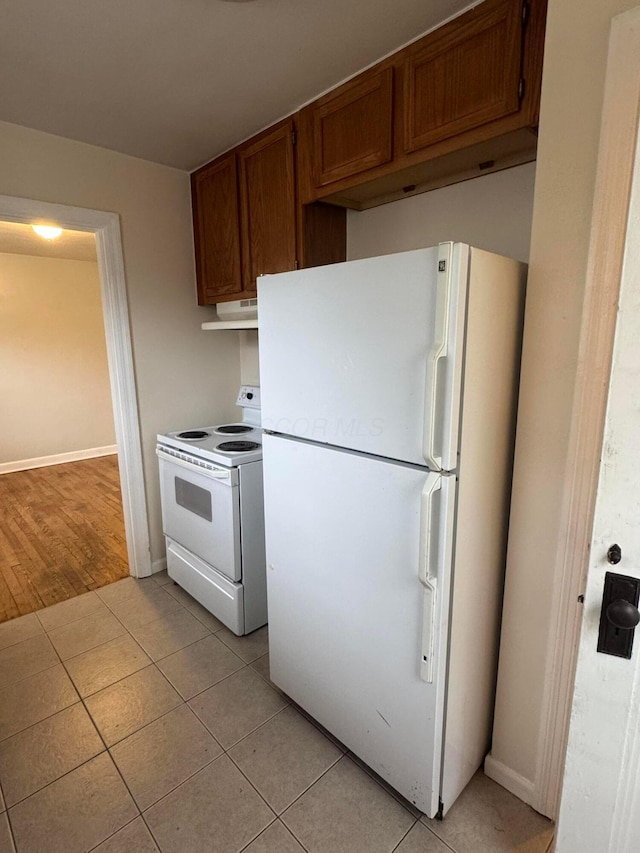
left=292, top=130, right=297, bottom=145
left=522, top=0, right=530, bottom=28
left=518, top=78, right=526, bottom=101
left=294, top=259, right=299, bottom=270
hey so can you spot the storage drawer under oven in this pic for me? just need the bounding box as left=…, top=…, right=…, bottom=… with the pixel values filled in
left=166, top=539, right=244, bottom=635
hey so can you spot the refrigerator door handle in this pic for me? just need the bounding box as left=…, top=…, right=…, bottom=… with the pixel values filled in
left=418, top=474, right=442, bottom=683
left=423, top=242, right=453, bottom=471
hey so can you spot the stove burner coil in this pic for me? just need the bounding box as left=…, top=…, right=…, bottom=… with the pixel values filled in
left=177, top=430, right=210, bottom=440
left=215, top=425, right=253, bottom=435
left=217, top=441, right=260, bottom=452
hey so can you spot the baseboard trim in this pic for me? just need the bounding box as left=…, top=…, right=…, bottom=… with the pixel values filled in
left=0, top=445, right=118, bottom=475
left=484, top=755, right=536, bottom=807
left=151, top=557, right=167, bottom=575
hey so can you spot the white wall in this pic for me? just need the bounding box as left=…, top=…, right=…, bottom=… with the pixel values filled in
left=486, top=0, right=640, bottom=815
left=0, top=120, right=240, bottom=566
left=347, top=163, right=536, bottom=262
left=0, top=253, right=115, bottom=464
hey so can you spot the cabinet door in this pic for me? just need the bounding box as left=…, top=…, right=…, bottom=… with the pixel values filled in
left=191, top=152, right=243, bottom=304
left=402, top=0, right=524, bottom=154
left=238, top=122, right=297, bottom=292
left=311, top=66, right=393, bottom=187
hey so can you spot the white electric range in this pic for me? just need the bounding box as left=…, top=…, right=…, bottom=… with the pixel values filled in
left=156, top=386, right=267, bottom=635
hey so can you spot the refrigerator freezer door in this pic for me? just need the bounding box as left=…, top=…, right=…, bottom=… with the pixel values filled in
left=258, top=245, right=468, bottom=470
left=262, top=433, right=457, bottom=816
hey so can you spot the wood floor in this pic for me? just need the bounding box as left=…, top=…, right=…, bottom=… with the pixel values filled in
left=0, top=455, right=129, bottom=623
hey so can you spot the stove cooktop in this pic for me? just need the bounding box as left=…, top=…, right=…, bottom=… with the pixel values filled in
left=157, top=423, right=263, bottom=467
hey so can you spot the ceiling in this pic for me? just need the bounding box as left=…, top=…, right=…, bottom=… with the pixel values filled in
left=0, top=222, right=97, bottom=262
left=0, top=0, right=475, bottom=171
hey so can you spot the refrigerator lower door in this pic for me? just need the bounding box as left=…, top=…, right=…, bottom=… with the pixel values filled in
left=263, top=433, right=457, bottom=817
left=258, top=244, right=468, bottom=471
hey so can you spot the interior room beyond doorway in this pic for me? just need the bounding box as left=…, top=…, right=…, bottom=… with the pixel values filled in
left=0, top=222, right=129, bottom=621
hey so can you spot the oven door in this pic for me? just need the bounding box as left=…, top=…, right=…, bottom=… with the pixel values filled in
left=157, top=447, right=241, bottom=582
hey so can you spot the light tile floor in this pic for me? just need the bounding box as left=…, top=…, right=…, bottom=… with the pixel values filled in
left=0, top=575, right=554, bottom=853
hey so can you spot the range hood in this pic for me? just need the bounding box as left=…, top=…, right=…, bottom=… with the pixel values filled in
left=201, top=298, right=258, bottom=331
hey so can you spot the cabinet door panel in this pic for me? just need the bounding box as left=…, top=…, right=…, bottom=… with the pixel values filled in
left=191, top=152, right=242, bottom=304
left=312, top=67, right=393, bottom=187
left=403, top=0, right=523, bottom=153
left=238, top=122, right=297, bottom=292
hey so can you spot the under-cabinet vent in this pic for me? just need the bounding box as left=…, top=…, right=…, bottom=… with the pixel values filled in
left=216, top=298, right=258, bottom=320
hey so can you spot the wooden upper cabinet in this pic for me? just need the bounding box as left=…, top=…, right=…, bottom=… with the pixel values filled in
left=311, top=67, right=394, bottom=187
left=238, top=121, right=297, bottom=290
left=402, top=0, right=525, bottom=154
left=192, top=152, right=243, bottom=304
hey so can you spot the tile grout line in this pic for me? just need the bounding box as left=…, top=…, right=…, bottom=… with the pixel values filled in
left=2, top=666, right=412, bottom=853
left=0, top=606, right=203, bottom=832
left=0, top=611, right=80, bottom=747
left=72, top=649, right=149, bottom=852
left=113, top=697, right=300, bottom=847
left=228, top=744, right=344, bottom=818
left=128, top=687, right=286, bottom=814
left=62, top=613, right=167, bottom=852
left=92, top=585, right=237, bottom=664
left=0, top=777, right=18, bottom=853
left=80, top=661, right=180, bottom=749
left=389, top=818, right=420, bottom=852
left=136, top=746, right=278, bottom=848
left=238, top=815, right=313, bottom=853
left=188, top=689, right=289, bottom=750
left=345, top=749, right=425, bottom=818
left=4, top=747, right=111, bottom=811
left=85, top=814, right=142, bottom=853
left=33, top=592, right=108, bottom=631
left=5, top=579, right=363, bottom=853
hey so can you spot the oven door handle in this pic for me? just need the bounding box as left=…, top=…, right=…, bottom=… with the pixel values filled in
left=156, top=447, right=231, bottom=479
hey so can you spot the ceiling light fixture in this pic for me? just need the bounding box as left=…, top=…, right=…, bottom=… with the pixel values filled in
left=32, top=225, right=63, bottom=240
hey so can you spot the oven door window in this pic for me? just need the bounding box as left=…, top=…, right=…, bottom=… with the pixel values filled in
left=175, top=476, right=212, bottom=522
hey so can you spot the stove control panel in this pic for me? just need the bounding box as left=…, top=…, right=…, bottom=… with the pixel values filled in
left=237, top=385, right=261, bottom=409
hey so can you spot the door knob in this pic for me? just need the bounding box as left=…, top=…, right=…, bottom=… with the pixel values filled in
left=606, top=599, right=640, bottom=630
left=598, top=572, right=640, bottom=658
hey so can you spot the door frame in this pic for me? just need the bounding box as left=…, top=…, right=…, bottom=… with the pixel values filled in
left=533, top=5, right=640, bottom=819
left=0, top=193, right=151, bottom=578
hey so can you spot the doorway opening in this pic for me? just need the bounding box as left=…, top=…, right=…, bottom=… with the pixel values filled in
left=0, top=195, right=151, bottom=622
left=0, top=224, right=129, bottom=617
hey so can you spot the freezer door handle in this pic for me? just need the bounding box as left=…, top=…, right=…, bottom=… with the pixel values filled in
left=423, top=242, right=453, bottom=471
left=418, top=474, right=442, bottom=683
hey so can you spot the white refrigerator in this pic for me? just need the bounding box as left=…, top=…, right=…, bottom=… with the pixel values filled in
left=257, top=242, right=526, bottom=818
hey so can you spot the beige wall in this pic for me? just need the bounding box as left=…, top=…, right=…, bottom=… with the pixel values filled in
left=0, top=120, right=240, bottom=565
left=239, top=330, right=260, bottom=386
left=487, top=0, right=640, bottom=810
left=347, top=162, right=536, bottom=262
left=0, top=254, right=115, bottom=464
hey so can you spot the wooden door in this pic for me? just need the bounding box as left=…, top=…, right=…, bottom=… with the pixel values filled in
left=191, top=152, right=243, bottom=304
left=311, top=66, right=394, bottom=187
left=238, top=121, right=297, bottom=293
left=402, top=0, right=524, bottom=154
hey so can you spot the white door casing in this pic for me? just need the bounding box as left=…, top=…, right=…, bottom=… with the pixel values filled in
left=555, top=7, right=640, bottom=850
left=532, top=4, right=640, bottom=820
left=0, top=194, right=151, bottom=577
